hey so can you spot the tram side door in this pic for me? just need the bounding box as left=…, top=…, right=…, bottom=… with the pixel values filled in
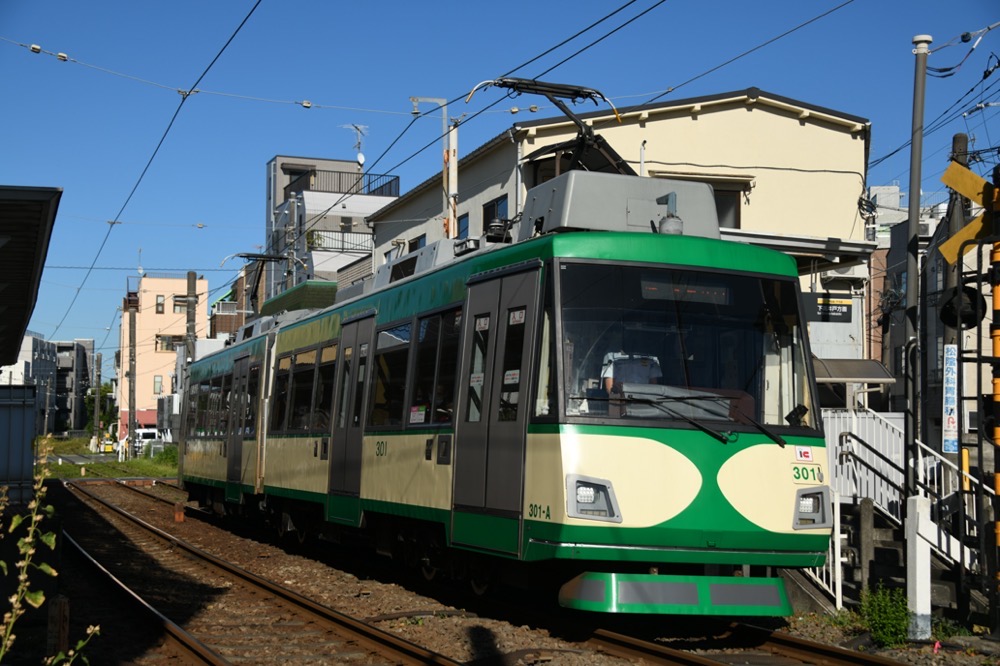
left=452, top=267, right=539, bottom=556
left=327, top=315, right=374, bottom=524
left=225, top=356, right=249, bottom=503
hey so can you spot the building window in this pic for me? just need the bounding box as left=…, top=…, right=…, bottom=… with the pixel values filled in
left=153, top=375, right=163, bottom=395
left=155, top=334, right=185, bottom=353
left=155, top=295, right=165, bottom=314
left=408, top=235, right=426, bottom=253
left=483, top=196, right=508, bottom=228
left=173, top=295, right=187, bottom=314
left=713, top=187, right=742, bottom=229
left=457, top=213, right=469, bottom=240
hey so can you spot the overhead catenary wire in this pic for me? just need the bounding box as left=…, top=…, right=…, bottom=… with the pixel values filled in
left=45, top=0, right=263, bottom=341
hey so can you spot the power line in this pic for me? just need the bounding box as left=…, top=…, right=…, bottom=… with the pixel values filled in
left=46, top=0, right=263, bottom=341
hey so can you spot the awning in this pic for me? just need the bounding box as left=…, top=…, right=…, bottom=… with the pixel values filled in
left=0, top=186, right=60, bottom=364
left=813, top=358, right=895, bottom=385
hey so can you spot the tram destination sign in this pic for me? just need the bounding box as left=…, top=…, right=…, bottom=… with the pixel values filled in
left=802, top=293, right=852, bottom=323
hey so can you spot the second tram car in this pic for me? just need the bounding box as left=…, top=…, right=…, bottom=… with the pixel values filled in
left=180, top=170, right=832, bottom=616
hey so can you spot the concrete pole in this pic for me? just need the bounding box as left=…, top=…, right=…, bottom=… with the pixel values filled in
left=410, top=97, right=448, bottom=236
left=906, top=495, right=932, bottom=639
left=447, top=119, right=459, bottom=238
left=905, top=34, right=931, bottom=496
left=905, top=34, right=932, bottom=642
left=186, top=271, right=197, bottom=364
left=127, top=296, right=136, bottom=462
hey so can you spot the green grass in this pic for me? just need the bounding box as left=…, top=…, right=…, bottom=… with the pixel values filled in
left=37, top=437, right=179, bottom=480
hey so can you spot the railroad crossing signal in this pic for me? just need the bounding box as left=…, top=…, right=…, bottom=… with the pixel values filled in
left=937, top=161, right=1000, bottom=265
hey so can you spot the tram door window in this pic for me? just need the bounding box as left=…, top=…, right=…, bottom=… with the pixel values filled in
left=218, top=374, right=232, bottom=438
left=186, top=384, right=198, bottom=437
left=497, top=308, right=527, bottom=422
left=330, top=316, right=374, bottom=503
left=465, top=315, right=490, bottom=423
left=453, top=269, right=539, bottom=555
left=226, top=359, right=250, bottom=493
left=314, top=344, right=338, bottom=432
left=245, top=365, right=260, bottom=436
left=270, top=355, right=292, bottom=432
left=437, top=311, right=462, bottom=423
left=288, top=349, right=318, bottom=431
left=336, top=347, right=353, bottom=429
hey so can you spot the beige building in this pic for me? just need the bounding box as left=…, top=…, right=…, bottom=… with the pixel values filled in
left=117, top=273, right=208, bottom=442
left=369, top=87, right=874, bottom=276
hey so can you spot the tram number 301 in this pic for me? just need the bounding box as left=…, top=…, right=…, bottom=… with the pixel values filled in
left=791, top=464, right=821, bottom=484
left=375, top=440, right=388, bottom=457
left=528, top=503, right=551, bottom=520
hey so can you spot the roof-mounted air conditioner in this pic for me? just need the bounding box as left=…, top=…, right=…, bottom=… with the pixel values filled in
left=820, top=263, right=868, bottom=282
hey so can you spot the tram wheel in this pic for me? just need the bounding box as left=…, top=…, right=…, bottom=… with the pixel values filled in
left=469, top=576, right=491, bottom=597
left=420, top=561, right=439, bottom=582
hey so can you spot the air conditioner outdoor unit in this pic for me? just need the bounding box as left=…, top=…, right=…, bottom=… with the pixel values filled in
left=820, top=263, right=868, bottom=282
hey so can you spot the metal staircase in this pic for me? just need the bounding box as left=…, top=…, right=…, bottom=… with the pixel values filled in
left=806, top=407, right=992, bottom=612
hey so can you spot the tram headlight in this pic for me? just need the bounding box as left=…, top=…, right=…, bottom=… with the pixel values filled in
left=793, top=487, right=832, bottom=530
left=566, top=475, right=623, bottom=523
left=798, top=494, right=819, bottom=514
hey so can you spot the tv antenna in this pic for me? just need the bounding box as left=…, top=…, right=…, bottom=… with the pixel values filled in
left=341, top=124, right=368, bottom=168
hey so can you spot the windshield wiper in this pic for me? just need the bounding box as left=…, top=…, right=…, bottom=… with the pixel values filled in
left=619, top=393, right=734, bottom=444
left=633, top=393, right=787, bottom=448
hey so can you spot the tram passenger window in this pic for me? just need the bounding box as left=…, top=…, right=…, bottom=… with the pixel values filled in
left=534, top=303, right=555, bottom=417
left=245, top=365, right=260, bottom=435
left=408, top=309, right=461, bottom=426
left=208, top=378, right=222, bottom=436
left=270, top=356, right=292, bottom=432
left=369, top=323, right=411, bottom=427
left=186, top=386, right=199, bottom=437
left=196, top=382, right=210, bottom=436
left=313, top=344, right=338, bottom=431
left=410, top=316, right=441, bottom=425
left=288, top=349, right=318, bottom=431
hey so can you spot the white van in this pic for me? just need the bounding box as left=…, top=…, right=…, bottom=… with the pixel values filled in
left=118, top=428, right=159, bottom=454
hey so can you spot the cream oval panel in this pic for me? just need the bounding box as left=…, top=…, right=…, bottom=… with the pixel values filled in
left=718, top=445, right=824, bottom=534
left=561, top=433, right=702, bottom=527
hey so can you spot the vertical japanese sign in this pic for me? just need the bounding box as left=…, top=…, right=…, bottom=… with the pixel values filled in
left=942, top=344, right=959, bottom=454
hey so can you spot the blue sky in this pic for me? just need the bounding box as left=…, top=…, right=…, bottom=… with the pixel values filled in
left=1, top=0, right=996, bottom=378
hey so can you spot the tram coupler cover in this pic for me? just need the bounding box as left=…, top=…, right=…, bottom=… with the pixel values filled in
left=558, top=572, right=792, bottom=616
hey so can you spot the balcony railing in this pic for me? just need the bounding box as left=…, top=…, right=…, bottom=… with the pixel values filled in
left=284, top=169, right=399, bottom=201
left=307, top=230, right=374, bottom=254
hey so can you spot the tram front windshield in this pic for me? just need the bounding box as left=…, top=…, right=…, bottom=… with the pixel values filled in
left=559, top=263, right=816, bottom=429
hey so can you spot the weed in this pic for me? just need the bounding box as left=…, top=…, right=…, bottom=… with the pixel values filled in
left=860, top=583, right=910, bottom=648
left=1, top=447, right=99, bottom=663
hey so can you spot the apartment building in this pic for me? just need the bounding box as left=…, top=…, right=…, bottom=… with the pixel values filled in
left=116, top=273, right=208, bottom=442
left=263, top=155, right=399, bottom=302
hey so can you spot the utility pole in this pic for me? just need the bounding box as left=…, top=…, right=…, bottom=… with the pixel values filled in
left=905, top=34, right=931, bottom=495
left=186, top=271, right=197, bottom=364
left=905, top=33, right=932, bottom=642
left=127, top=287, right=138, bottom=461
left=411, top=97, right=456, bottom=238
left=94, top=353, right=102, bottom=450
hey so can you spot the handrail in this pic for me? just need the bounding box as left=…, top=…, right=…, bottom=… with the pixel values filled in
left=811, top=407, right=989, bottom=608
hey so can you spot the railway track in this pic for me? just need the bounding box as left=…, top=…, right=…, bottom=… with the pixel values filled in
left=56, top=477, right=909, bottom=666
left=62, top=478, right=461, bottom=665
